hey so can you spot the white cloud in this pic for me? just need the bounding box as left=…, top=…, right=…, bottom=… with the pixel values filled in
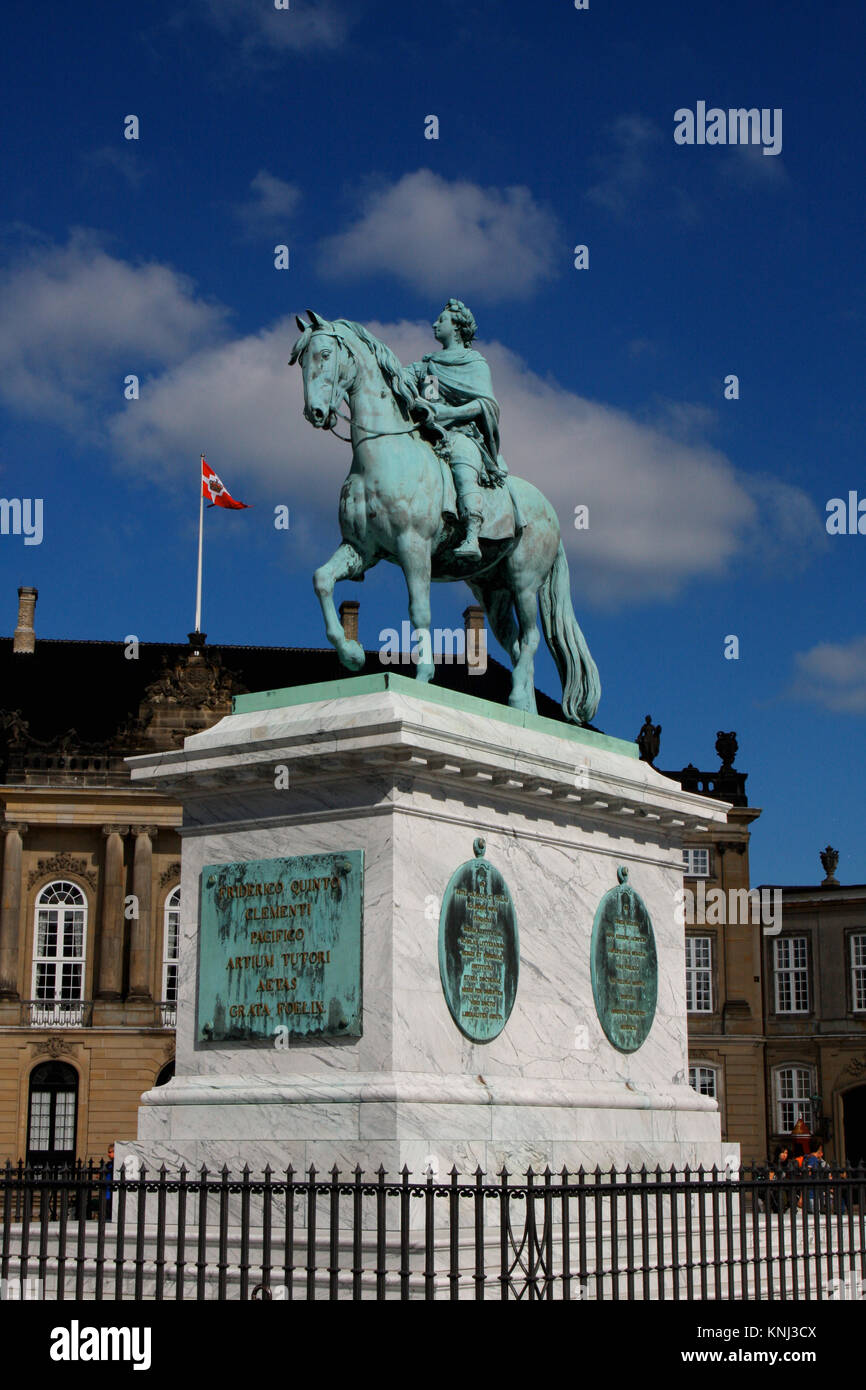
left=200, top=0, right=351, bottom=53
left=586, top=114, right=701, bottom=224
left=83, top=146, right=148, bottom=190
left=718, top=144, right=791, bottom=190
left=0, top=235, right=817, bottom=606
left=319, top=170, right=561, bottom=300
left=0, top=232, right=227, bottom=428
left=587, top=115, right=662, bottom=216
left=790, top=637, right=866, bottom=713
left=233, top=171, right=302, bottom=237
left=104, top=314, right=819, bottom=606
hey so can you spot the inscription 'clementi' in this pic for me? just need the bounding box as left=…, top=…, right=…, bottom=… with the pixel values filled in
left=196, top=852, right=363, bottom=1044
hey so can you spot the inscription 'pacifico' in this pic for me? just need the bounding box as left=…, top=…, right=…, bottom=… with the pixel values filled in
left=590, top=867, right=657, bottom=1054
left=438, top=838, right=518, bottom=1044
left=197, top=851, right=363, bottom=1045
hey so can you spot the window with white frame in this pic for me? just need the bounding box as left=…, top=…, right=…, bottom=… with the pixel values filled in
left=161, top=886, right=180, bottom=1026
left=775, top=1067, right=814, bottom=1134
left=852, top=934, right=866, bottom=1012
left=689, top=1065, right=718, bottom=1099
left=31, top=881, right=87, bottom=1025
left=773, top=936, right=810, bottom=1013
left=682, top=848, right=710, bottom=878
left=685, top=936, right=713, bottom=1012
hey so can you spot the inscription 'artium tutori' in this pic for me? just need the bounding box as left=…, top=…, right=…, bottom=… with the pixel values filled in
left=197, top=853, right=363, bottom=1044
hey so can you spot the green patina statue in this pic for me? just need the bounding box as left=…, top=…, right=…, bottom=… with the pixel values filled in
left=289, top=304, right=601, bottom=725
left=404, top=299, right=508, bottom=561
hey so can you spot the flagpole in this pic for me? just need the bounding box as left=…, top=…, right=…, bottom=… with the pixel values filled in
left=194, top=455, right=204, bottom=634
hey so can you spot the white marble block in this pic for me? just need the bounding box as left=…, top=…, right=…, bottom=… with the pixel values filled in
left=119, top=675, right=737, bottom=1179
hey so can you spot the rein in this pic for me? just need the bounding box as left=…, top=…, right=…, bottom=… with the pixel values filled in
left=304, top=329, right=421, bottom=444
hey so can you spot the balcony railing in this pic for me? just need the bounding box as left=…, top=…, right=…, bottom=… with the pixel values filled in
left=22, top=1000, right=92, bottom=1028
left=18, top=999, right=176, bottom=1028
left=157, top=1000, right=177, bottom=1028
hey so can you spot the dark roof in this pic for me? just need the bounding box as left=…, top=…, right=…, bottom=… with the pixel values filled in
left=0, top=636, right=568, bottom=745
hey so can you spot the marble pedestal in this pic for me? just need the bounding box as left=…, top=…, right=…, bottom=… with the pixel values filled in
left=119, top=674, right=737, bottom=1179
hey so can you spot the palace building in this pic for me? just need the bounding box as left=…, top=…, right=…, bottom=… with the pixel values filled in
left=3, top=586, right=862, bottom=1168
left=658, top=733, right=866, bottom=1165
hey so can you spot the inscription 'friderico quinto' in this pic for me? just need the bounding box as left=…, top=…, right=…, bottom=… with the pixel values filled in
left=197, top=852, right=363, bottom=1045
left=590, top=866, right=657, bottom=1054
left=438, top=838, right=518, bottom=1044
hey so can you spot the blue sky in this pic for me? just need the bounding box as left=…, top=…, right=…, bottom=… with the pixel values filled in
left=1, top=0, right=864, bottom=885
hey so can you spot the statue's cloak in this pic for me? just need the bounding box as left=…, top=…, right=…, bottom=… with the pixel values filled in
left=408, top=348, right=506, bottom=481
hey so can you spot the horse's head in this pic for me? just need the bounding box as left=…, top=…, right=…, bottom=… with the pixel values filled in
left=289, top=309, right=357, bottom=430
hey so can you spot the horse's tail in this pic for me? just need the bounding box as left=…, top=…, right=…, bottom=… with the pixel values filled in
left=538, top=542, right=601, bottom=725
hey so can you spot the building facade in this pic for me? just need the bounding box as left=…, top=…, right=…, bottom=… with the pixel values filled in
left=759, top=859, right=866, bottom=1166
left=654, top=732, right=767, bottom=1161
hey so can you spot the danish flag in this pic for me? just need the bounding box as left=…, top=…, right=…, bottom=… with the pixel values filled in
left=201, top=457, right=248, bottom=509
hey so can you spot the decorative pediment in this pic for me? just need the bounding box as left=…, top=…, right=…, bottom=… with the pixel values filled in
left=28, top=853, right=97, bottom=890
left=160, top=861, right=181, bottom=889
left=34, top=1036, right=70, bottom=1058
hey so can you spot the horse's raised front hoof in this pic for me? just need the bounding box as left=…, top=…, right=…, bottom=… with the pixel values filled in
left=340, top=640, right=365, bottom=672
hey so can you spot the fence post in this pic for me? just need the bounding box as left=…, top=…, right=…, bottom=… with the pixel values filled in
left=330, top=1164, right=341, bottom=1302
left=473, top=1166, right=486, bottom=1302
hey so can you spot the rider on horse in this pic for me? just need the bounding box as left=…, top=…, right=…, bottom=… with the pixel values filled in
left=405, top=299, right=508, bottom=560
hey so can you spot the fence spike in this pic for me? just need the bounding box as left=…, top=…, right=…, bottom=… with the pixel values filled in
left=332, top=1163, right=341, bottom=1180
left=401, top=1164, right=411, bottom=1180
left=354, top=1163, right=363, bottom=1180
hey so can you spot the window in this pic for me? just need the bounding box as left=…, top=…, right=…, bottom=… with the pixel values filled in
left=689, top=1065, right=717, bottom=1099
left=160, top=886, right=180, bottom=1027
left=685, top=936, right=713, bottom=1012
left=775, top=1067, right=814, bottom=1134
left=31, top=881, right=87, bottom=1026
left=852, top=934, right=866, bottom=1013
left=773, top=936, right=810, bottom=1013
left=27, top=1061, right=78, bottom=1166
left=683, top=848, right=710, bottom=878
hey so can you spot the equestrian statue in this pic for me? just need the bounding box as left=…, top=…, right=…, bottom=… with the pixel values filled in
left=290, top=299, right=601, bottom=725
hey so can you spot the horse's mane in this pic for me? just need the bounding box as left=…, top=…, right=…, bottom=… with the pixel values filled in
left=289, top=315, right=440, bottom=438
left=332, top=320, right=420, bottom=417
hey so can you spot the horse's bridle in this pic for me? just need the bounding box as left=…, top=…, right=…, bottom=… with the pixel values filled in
left=300, top=328, right=422, bottom=444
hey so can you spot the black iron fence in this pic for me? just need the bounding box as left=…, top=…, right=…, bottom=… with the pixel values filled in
left=2, top=1160, right=865, bottom=1301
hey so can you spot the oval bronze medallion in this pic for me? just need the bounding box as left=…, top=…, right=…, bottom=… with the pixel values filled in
left=590, top=866, right=658, bottom=1054
left=438, top=838, right=519, bottom=1043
